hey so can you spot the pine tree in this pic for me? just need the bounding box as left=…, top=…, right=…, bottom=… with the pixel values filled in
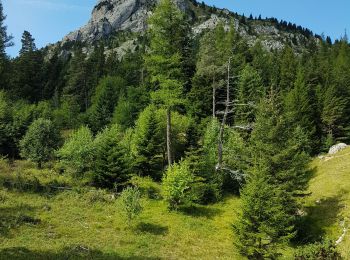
left=234, top=165, right=294, bottom=259
left=235, top=94, right=310, bottom=258
left=144, top=0, right=189, bottom=166
left=132, top=105, right=164, bottom=180
left=235, top=64, right=264, bottom=125
left=250, top=95, right=310, bottom=209
left=11, top=31, right=43, bottom=101
left=92, top=124, right=129, bottom=189
left=0, top=0, right=12, bottom=59
left=279, top=46, right=297, bottom=92
left=63, top=47, right=89, bottom=111
left=284, top=69, right=317, bottom=153
left=0, top=0, right=13, bottom=90
left=19, top=30, right=36, bottom=55
left=88, top=76, right=125, bottom=134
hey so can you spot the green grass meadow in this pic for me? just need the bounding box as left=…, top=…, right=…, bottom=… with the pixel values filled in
left=0, top=147, right=350, bottom=259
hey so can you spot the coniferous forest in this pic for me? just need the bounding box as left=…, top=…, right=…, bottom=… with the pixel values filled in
left=0, top=0, right=350, bottom=259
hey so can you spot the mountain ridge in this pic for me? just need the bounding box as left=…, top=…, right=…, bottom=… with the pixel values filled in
left=58, top=0, right=320, bottom=55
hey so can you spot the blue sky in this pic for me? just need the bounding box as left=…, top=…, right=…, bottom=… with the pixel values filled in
left=3, top=0, right=350, bottom=57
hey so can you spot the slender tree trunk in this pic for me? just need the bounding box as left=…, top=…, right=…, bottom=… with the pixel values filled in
left=166, top=108, right=172, bottom=166
left=218, top=58, right=231, bottom=170
left=212, top=76, right=216, bottom=118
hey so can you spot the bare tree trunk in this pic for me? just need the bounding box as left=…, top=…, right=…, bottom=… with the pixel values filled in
left=166, top=108, right=172, bottom=166
left=212, top=76, right=216, bottom=118
left=218, top=58, right=231, bottom=170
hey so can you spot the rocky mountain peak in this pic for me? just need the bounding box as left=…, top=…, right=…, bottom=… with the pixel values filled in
left=63, top=0, right=189, bottom=44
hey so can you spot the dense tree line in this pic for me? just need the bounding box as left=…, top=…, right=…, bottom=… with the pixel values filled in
left=0, top=0, right=348, bottom=257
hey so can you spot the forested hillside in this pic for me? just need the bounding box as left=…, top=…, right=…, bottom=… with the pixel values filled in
left=0, top=0, right=350, bottom=258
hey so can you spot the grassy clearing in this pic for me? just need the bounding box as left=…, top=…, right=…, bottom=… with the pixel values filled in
left=0, top=160, right=242, bottom=259
left=1, top=148, right=350, bottom=259
left=301, top=147, right=350, bottom=258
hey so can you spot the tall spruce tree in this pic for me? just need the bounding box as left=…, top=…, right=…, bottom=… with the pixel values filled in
left=132, top=105, right=164, bottom=180
left=88, top=76, right=125, bottom=134
left=19, top=30, right=36, bottom=54
left=64, top=47, right=89, bottom=111
left=284, top=69, right=317, bottom=153
left=235, top=93, right=310, bottom=258
left=235, top=64, right=265, bottom=125
left=234, top=165, right=294, bottom=259
left=144, top=0, right=188, bottom=166
left=92, top=124, right=129, bottom=189
left=12, top=31, right=43, bottom=101
left=0, top=1, right=13, bottom=90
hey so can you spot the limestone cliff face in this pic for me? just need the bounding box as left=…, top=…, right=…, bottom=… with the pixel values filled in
left=63, top=0, right=188, bottom=43
left=59, top=0, right=318, bottom=56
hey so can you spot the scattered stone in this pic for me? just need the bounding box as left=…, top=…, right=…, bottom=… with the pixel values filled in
left=328, top=143, right=348, bottom=155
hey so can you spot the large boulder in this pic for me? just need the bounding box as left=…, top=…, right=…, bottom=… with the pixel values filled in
left=328, top=143, right=348, bottom=155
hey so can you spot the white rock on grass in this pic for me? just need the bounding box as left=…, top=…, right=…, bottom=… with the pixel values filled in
left=328, top=143, right=348, bottom=155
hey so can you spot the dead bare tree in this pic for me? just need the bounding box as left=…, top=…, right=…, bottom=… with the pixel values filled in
left=214, top=57, right=255, bottom=185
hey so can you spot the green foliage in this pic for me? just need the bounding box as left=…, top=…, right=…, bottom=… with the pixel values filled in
left=52, top=97, right=80, bottom=129
left=294, top=240, right=342, bottom=260
left=284, top=69, right=316, bottom=153
left=235, top=95, right=310, bottom=258
left=0, top=1, right=13, bottom=89
left=120, top=186, right=143, bottom=225
left=189, top=23, right=236, bottom=118
left=162, top=160, right=194, bottom=210
left=19, top=118, right=61, bottom=168
left=0, top=91, right=11, bottom=155
left=145, top=0, right=186, bottom=108
left=250, top=96, right=310, bottom=209
left=236, top=64, right=265, bottom=124
left=234, top=166, right=294, bottom=259
left=88, top=76, right=126, bottom=133
left=92, top=124, right=130, bottom=189
left=19, top=30, right=36, bottom=54
left=130, top=176, right=161, bottom=199
left=132, top=105, right=164, bottom=179
left=112, top=85, right=149, bottom=129
left=11, top=31, right=43, bottom=102
left=57, top=126, right=94, bottom=175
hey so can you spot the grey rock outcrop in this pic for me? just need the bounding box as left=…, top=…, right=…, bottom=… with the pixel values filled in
left=57, top=0, right=319, bottom=58
left=328, top=143, right=348, bottom=155
left=62, top=0, right=188, bottom=44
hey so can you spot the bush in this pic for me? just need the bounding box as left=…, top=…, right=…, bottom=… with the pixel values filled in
left=294, top=240, right=342, bottom=259
left=19, top=118, right=61, bottom=168
left=162, top=160, right=194, bottom=210
left=82, top=188, right=114, bottom=203
left=57, top=126, right=94, bottom=175
left=130, top=176, right=161, bottom=199
left=120, top=187, right=142, bottom=225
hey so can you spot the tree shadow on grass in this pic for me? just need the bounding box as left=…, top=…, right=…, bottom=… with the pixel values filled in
left=0, top=246, right=161, bottom=260
left=135, top=222, right=168, bottom=235
left=0, top=204, right=41, bottom=237
left=179, top=204, right=223, bottom=219
left=294, top=192, right=345, bottom=244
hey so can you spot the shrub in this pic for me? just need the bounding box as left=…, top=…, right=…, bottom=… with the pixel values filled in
left=120, top=187, right=142, bottom=225
left=92, top=124, right=130, bottom=189
left=19, top=118, right=61, bottom=168
left=162, top=160, right=194, bottom=210
left=82, top=188, right=114, bottom=203
left=130, top=176, right=161, bottom=199
left=57, top=126, right=94, bottom=175
left=294, top=240, right=342, bottom=259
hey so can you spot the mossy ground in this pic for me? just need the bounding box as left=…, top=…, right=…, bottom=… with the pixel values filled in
left=0, top=148, right=349, bottom=259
